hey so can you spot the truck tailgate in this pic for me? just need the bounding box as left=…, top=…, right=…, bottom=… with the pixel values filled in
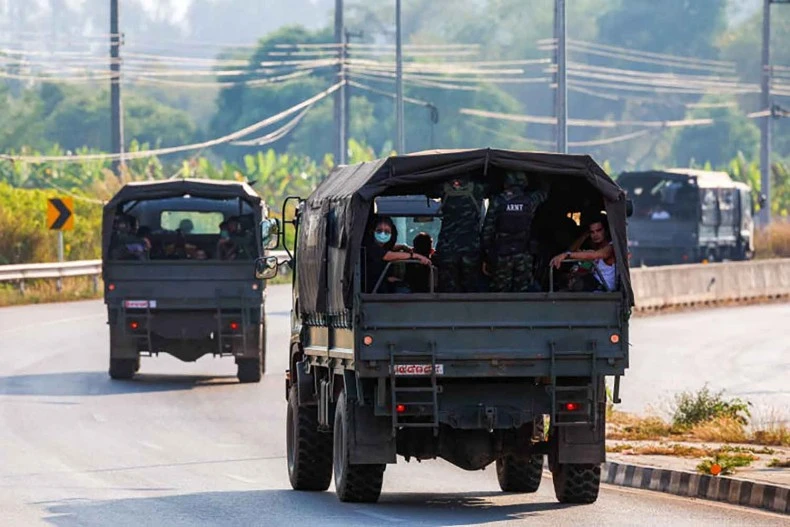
left=356, top=292, right=628, bottom=378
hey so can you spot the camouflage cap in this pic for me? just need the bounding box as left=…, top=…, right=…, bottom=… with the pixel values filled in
left=504, top=171, right=529, bottom=188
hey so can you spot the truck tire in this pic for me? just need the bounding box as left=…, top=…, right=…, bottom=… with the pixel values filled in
left=333, top=390, right=385, bottom=503
left=237, top=358, right=262, bottom=383
left=109, top=358, right=137, bottom=380
left=496, top=454, right=543, bottom=493
left=287, top=386, right=333, bottom=491
left=551, top=463, right=601, bottom=504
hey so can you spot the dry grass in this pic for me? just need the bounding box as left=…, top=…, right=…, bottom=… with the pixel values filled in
left=607, top=411, right=675, bottom=441
left=0, top=276, right=101, bottom=307
left=755, top=221, right=790, bottom=259
left=752, top=424, right=790, bottom=447
left=768, top=458, right=790, bottom=468
left=687, top=416, right=749, bottom=443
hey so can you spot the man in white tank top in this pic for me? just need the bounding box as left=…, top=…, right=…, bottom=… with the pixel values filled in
left=550, top=215, right=616, bottom=291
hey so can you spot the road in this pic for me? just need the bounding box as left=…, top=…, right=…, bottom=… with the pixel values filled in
left=0, top=286, right=787, bottom=526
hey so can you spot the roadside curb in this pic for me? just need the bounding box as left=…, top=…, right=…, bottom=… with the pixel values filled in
left=603, top=461, right=790, bottom=515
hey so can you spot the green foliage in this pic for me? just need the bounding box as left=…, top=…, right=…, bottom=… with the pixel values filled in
left=697, top=452, right=755, bottom=476
left=672, top=385, right=751, bottom=430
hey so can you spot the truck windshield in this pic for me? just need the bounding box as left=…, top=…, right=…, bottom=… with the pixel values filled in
left=392, top=217, right=442, bottom=246
left=620, top=177, right=697, bottom=221
left=160, top=211, right=224, bottom=234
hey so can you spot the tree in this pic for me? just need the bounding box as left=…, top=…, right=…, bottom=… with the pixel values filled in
left=671, top=102, right=760, bottom=168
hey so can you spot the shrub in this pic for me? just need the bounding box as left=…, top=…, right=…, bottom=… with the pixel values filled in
left=755, top=221, right=790, bottom=259
left=672, top=385, right=751, bottom=429
left=697, top=452, right=755, bottom=476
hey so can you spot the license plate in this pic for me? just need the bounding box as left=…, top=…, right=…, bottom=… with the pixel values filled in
left=392, top=364, right=444, bottom=376
left=124, top=300, right=156, bottom=309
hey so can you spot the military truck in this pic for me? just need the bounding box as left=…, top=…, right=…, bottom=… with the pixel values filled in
left=269, top=150, right=632, bottom=504
left=619, top=169, right=756, bottom=266
left=102, top=179, right=279, bottom=382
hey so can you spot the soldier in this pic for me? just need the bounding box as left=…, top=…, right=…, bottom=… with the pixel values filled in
left=434, top=176, right=486, bottom=292
left=481, top=171, right=549, bottom=292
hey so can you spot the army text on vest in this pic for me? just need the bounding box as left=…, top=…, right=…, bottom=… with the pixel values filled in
left=494, top=190, right=539, bottom=256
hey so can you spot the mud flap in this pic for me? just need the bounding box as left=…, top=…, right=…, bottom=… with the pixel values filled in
left=348, top=402, right=397, bottom=465
left=109, top=325, right=139, bottom=359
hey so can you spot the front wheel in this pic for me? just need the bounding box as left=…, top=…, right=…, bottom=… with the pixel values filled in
left=333, top=390, right=385, bottom=503
left=496, top=454, right=544, bottom=493
left=551, top=463, right=601, bottom=504
left=287, top=386, right=333, bottom=491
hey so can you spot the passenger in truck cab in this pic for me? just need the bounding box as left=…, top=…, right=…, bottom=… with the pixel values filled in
left=363, top=216, right=430, bottom=293
left=550, top=215, right=616, bottom=292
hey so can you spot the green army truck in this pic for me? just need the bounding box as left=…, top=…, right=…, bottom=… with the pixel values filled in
left=103, top=179, right=279, bottom=383
left=271, top=150, right=632, bottom=503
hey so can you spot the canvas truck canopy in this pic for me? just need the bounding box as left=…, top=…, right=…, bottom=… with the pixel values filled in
left=296, top=148, right=633, bottom=318
left=102, top=179, right=263, bottom=258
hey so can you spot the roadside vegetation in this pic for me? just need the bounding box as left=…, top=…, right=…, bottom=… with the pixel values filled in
left=0, top=276, right=100, bottom=307
left=755, top=221, right=790, bottom=259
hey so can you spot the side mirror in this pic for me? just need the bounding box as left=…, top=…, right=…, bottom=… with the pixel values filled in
left=261, top=218, right=280, bottom=250
left=625, top=199, right=634, bottom=218
left=757, top=193, right=767, bottom=209
left=254, top=256, right=279, bottom=280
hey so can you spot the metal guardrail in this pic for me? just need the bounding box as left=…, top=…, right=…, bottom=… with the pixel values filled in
left=0, top=251, right=291, bottom=285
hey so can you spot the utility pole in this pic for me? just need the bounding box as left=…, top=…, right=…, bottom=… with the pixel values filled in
left=110, top=0, right=124, bottom=178
left=395, top=0, right=405, bottom=155
left=554, top=0, right=568, bottom=154
left=334, top=0, right=345, bottom=165
left=760, top=0, right=790, bottom=226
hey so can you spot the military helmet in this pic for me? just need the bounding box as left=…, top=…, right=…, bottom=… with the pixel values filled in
left=504, top=171, right=529, bottom=188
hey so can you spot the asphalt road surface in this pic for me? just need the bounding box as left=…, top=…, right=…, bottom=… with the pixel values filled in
left=1, top=287, right=787, bottom=526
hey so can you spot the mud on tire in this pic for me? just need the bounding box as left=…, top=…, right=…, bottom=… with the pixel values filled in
left=551, top=463, right=601, bottom=504
left=333, top=390, right=385, bottom=503
left=287, top=386, right=333, bottom=491
left=496, top=454, right=543, bottom=493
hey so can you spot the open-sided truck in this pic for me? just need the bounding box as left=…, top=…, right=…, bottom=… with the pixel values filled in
left=272, top=150, right=633, bottom=503
left=102, top=179, right=279, bottom=383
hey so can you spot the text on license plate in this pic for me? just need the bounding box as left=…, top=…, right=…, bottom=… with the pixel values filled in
left=392, top=364, right=444, bottom=376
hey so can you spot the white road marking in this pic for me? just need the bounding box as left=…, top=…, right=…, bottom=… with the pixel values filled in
left=225, top=474, right=256, bottom=484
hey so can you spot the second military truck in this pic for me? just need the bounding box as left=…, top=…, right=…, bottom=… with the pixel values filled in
left=102, top=179, right=279, bottom=383
left=274, top=150, right=632, bottom=504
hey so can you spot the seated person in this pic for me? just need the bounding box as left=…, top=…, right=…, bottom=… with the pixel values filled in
left=404, top=232, right=435, bottom=293
left=217, top=221, right=238, bottom=260
left=227, top=216, right=254, bottom=260
left=550, top=215, right=617, bottom=292
left=363, top=216, right=430, bottom=293
left=110, top=216, right=148, bottom=260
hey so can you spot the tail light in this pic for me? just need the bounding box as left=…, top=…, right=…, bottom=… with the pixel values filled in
left=564, top=402, right=580, bottom=412
left=229, top=321, right=240, bottom=331
left=396, top=404, right=406, bottom=414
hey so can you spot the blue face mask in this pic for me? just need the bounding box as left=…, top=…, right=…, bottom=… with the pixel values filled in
left=374, top=231, right=391, bottom=244
left=220, top=230, right=230, bottom=239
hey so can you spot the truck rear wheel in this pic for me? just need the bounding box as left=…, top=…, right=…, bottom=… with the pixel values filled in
left=109, top=358, right=138, bottom=380
left=551, top=463, right=600, bottom=504
left=333, top=390, right=385, bottom=503
left=496, top=454, right=544, bottom=493
left=237, top=358, right=262, bottom=383
left=287, top=386, right=333, bottom=491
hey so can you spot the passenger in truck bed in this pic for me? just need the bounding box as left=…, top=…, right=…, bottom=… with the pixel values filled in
left=550, top=215, right=617, bottom=292
left=363, top=216, right=431, bottom=293
left=404, top=232, right=435, bottom=293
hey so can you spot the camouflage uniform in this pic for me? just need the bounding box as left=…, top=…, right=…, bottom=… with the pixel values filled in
left=481, top=173, right=548, bottom=292
left=434, top=177, right=486, bottom=292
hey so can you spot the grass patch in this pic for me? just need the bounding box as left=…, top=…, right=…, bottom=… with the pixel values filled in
left=607, top=413, right=675, bottom=441
left=697, top=452, right=756, bottom=475
left=751, top=422, right=790, bottom=447
left=0, top=276, right=100, bottom=307
left=755, top=221, right=790, bottom=259
left=672, top=385, right=750, bottom=430
left=768, top=458, right=790, bottom=468
left=687, top=416, right=749, bottom=443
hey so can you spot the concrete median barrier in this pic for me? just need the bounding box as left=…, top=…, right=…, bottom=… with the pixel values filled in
left=631, top=259, right=790, bottom=311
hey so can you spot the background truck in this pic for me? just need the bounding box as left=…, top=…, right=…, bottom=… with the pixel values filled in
left=102, top=179, right=278, bottom=382
left=276, top=149, right=632, bottom=504
left=619, top=169, right=756, bottom=266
